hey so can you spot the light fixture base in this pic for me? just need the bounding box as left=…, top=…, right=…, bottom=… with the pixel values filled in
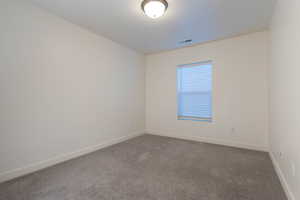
left=141, top=0, right=168, bottom=19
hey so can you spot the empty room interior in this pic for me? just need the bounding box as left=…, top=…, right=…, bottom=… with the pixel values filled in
left=0, top=0, right=299, bottom=199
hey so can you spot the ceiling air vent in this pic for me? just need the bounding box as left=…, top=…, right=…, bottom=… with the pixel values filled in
left=179, top=39, right=193, bottom=45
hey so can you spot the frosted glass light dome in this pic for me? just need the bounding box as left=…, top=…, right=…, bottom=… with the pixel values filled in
left=142, top=0, right=168, bottom=19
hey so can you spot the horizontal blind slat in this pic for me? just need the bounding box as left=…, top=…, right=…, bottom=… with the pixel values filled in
left=177, top=62, right=212, bottom=119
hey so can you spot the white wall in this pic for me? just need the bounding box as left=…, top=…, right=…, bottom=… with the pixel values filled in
left=269, top=0, right=300, bottom=199
left=0, top=0, right=145, bottom=182
left=146, top=31, right=269, bottom=151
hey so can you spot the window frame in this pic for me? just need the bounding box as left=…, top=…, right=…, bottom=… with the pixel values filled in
left=177, top=60, right=213, bottom=122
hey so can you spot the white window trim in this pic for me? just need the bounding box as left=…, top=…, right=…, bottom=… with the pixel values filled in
left=177, top=60, right=213, bottom=122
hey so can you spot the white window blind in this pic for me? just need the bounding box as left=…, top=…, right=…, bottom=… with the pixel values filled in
left=177, top=61, right=212, bottom=121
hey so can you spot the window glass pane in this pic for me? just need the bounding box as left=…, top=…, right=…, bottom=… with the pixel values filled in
left=177, top=62, right=212, bottom=120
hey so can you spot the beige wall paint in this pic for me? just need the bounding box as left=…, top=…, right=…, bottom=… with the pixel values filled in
left=146, top=31, right=269, bottom=151
left=269, top=0, right=300, bottom=199
left=0, top=0, right=145, bottom=180
left=3, top=2, right=299, bottom=197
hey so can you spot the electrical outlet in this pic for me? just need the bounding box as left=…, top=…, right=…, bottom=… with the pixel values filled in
left=231, top=128, right=235, bottom=135
left=291, top=162, right=296, bottom=177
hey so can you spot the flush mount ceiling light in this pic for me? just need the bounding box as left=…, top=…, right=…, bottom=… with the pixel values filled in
left=141, top=0, right=168, bottom=19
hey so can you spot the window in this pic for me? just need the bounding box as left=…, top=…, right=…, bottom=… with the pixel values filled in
left=177, top=61, right=212, bottom=121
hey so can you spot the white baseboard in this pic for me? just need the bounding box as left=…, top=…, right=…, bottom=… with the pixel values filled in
left=269, top=152, right=296, bottom=200
left=145, top=129, right=268, bottom=152
left=1, top=130, right=294, bottom=200
left=0, top=131, right=144, bottom=183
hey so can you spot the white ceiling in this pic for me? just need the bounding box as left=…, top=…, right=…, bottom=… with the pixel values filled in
left=28, top=0, right=276, bottom=54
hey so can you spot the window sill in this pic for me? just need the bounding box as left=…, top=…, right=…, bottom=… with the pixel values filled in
left=178, top=116, right=212, bottom=122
